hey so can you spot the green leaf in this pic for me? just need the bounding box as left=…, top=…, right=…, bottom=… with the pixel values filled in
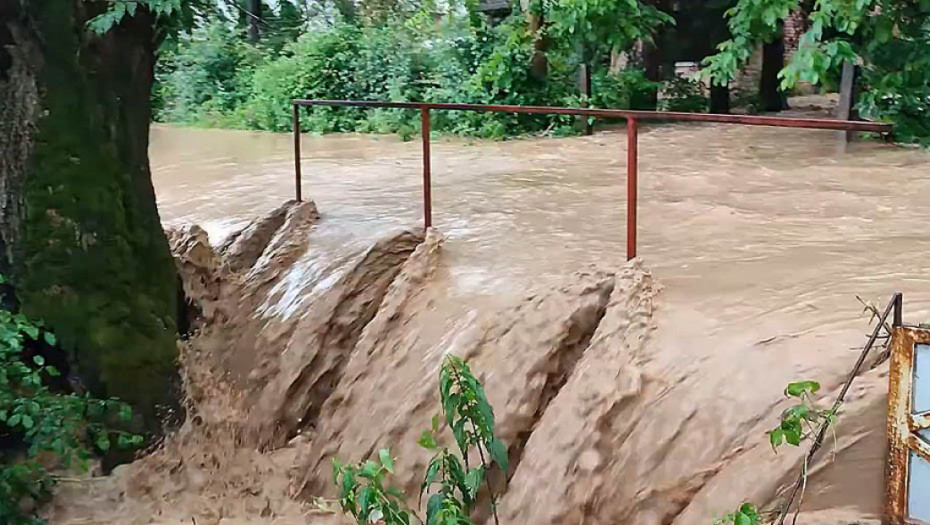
left=783, top=426, right=801, bottom=446
left=21, top=324, right=39, bottom=339
left=43, top=332, right=56, bottom=346
left=341, top=468, right=357, bottom=498
left=379, top=448, right=395, bottom=474
left=786, top=381, right=821, bottom=397
left=465, top=466, right=484, bottom=498
left=357, top=486, right=374, bottom=521
left=118, top=404, right=132, bottom=422
left=431, top=413, right=440, bottom=433
left=96, top=435, right=111, bottom=452
left=8, top=414, right=21, bottom=427
left=421, top=455, right=442, bottom=498
left=20, top=415, right=33, bottom=429
left=360, top=460, right=380, bottom=479
left=426, top=493, right=443, bottom=525
left=418, top=429, right=438, bottom=450
left=32, top=355, right=45, bottom=366
left=46, top=365, right=61, bottom=377
left=769, top=428, right=785, bottom=450
left=489, top=438, right=508, bottom=471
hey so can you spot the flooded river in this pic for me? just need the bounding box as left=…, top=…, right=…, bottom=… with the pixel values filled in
left=151, top=120, right=930, bottom=320
left=143, top=118, right=930, bottom=523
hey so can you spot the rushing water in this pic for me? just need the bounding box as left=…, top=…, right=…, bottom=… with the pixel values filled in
left=151, top=118, right=930, bottom=322
left=51, top=115, right=924, bottom=524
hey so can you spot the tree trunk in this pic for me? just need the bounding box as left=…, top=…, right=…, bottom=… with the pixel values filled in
left=528, top=12, right=547, bottom=81
left=247, top=0, right=262, bottom=43
left=578, top=62, right=592, bottom=135
left=710, top=83, right=730, bottom=114
left=0, top=0, right=180, bottom=430
left=760, top=37, right=789, bottom=112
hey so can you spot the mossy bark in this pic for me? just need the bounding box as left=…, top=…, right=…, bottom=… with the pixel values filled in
left=0, top=1, right=179, bottom=428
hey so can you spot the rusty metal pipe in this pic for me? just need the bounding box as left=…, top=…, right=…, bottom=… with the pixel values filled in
left=627, top=118, right=638, bottom=261
left=290, top=99, right=893, bottom=261
left=291, top=100, right=893, bottom=133
left=893, top=292, right=903, bottom=327
left=421, top=106, right=432, bottom=230
left=293, top=103, right=302, bottom=202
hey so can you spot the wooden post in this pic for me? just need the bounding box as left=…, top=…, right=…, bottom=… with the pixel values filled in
left=579, top=63, right=592, bottom=135
left=837, top=61, right=860, bottom=143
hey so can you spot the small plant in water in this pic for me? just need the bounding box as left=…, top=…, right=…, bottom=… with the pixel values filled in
left=768, top=381, right=835, bottom=451
left=714, top=380, right=835, bottom=524
left=332, top=449, right=411, bottom=524
left=333, top=355, right=507, bottom=525
left=715, top=502, right=760, bottom=525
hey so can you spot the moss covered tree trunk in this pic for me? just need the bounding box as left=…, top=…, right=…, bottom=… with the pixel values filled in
left=0, top=0, right=179, bottom=429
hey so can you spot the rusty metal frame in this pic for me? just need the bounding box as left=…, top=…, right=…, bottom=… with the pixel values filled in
left=887, top=307, right=930, bottom=525
left=291, top=100, right=893, bottom=260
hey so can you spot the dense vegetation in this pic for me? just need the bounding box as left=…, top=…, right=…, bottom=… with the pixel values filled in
left=0, top=277, right=141, bottom=525
left=146, top=0, right=930, bottom=142
left=704, top=0, right=930, bottom=144
left=151, top=0, right=680, bottom=138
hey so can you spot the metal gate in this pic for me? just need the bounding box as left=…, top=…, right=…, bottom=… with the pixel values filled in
left=887, top=312, right=930, bottom=524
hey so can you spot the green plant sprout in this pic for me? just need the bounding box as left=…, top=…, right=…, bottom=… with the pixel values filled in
left=714, top=380, right=836, bottom=525
left=333, top=355, right=507, bottom=525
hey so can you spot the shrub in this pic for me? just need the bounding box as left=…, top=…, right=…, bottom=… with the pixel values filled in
left=660, top=76, right=707, bottom=113
left=0, top=276, right=141, bottom=525
left=333, top=355, right=508, bottom=525
left=153, top=5, right=661, bottom=139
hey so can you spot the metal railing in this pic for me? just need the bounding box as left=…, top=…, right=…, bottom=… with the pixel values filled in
left=291, top=100, right=892, bottom=260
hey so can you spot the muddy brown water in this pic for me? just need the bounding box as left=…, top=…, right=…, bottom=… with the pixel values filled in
left=140, top=119, right=930, bottom=524
left=152, top=120, right=930, bottom=322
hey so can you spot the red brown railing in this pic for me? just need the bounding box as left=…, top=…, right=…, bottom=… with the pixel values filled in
left=291, top=100, right=892, bottom=260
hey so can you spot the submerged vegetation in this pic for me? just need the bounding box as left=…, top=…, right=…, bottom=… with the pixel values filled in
left=333, top=355, right=508, bottom=524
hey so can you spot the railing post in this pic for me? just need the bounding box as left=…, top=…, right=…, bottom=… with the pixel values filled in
left=626, top=117, right=638, bottom=260
left=421, top=106, right=432, bottom=229
left=293, top=103, right=302, bottom=202
left=893, top=292, right=903, bottom=327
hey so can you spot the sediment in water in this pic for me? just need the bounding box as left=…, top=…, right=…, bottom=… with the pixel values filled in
left=46, top=201, right=892, bottom=525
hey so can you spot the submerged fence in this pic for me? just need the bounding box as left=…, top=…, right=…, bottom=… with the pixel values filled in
left=291, top=100, right=892, bottom=260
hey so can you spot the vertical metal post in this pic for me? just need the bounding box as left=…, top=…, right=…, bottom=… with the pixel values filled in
left=421, top=106, right=432, bottom=229
left=626, top=118, right=638, bottom=260
left=293, top=103, right=302, bottom=202
left=893, top=292, right=903, bottom=327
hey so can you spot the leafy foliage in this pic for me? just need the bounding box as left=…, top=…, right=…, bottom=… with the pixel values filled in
left=703, top=0, right=930, bottom=144
left=542, top=0, right=674, bottom=64
left=660, top=76, right=708, bottom=112
left=713, top=380, right=835, bottom=523
left=87, top=0, right=185, bottom=34
left=333, top=355, right=507, bottom=525
left=332, top=449, right=412, bottom=524
left=767, top=380, right=835, bottom=450
left=0, top=278, right=141, bottom=525
left=715, top=502, right=760, bottom=525
left=145, top=0, right=669, bottom=138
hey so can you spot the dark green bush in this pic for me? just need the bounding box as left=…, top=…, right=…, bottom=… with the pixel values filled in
left=660, top=76, right=707, bottom=113
left=154, top=4, right=663, bottom=138
left=0, top=276, right=141, bottom=525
